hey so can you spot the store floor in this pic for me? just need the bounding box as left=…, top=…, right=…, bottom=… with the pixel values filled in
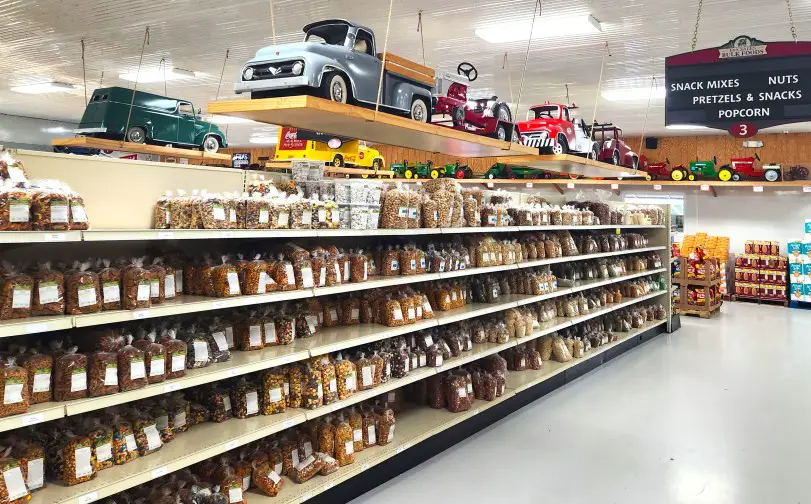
left=351, top=302, right=811, bottom=504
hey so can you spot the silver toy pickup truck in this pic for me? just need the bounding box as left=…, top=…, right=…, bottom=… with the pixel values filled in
left=235, top=19, right=435, bottom=122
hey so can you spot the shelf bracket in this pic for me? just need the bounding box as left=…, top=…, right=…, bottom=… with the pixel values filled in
left=552, top=184, right=564, bottom=194
left=710, top=186, right=718, bottom=198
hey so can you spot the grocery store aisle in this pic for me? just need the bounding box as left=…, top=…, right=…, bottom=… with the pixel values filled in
left=352, top=303, right=811, bottom=504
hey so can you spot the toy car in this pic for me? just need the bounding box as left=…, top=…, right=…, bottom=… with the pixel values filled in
left=591, top=123, right=641, bottom=169
left=483, top=163, right=552, bottom=179
left=516, top=102, right=599, bottom=158
left=432, top=63, right=519, bottom=142
left=236, top=19, right=434, bottom=123
left=75, top=87, right=227, bottom=153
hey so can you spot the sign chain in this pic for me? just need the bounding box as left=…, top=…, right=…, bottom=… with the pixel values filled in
left=786, top=0, right=798, bottom=42
left=417, top=11, right=426, bottom=67
left=513, top=0, right=543, bottom=146
left=691, top=0, right=703, bottom=52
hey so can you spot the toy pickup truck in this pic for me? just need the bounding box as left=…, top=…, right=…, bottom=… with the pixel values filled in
left=236, top=19, right=434, bottom=123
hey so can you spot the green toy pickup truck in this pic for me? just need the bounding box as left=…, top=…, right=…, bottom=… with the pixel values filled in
left=75, top=87, right=228, bottom=153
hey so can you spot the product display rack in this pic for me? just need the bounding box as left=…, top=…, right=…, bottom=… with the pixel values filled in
left=675, top=262, right=723, bottom=318
left=2, top=141, right=673, bottom=504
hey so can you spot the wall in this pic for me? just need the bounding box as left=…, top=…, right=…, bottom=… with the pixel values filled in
left=626, top=132, right=811, bottom=166
left=681, top=190, right=811, bottom=254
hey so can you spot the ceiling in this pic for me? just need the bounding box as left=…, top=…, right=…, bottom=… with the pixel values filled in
left=1, top=0, right=811, bottom=146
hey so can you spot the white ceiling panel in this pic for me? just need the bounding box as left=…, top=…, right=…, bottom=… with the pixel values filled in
left=1, top=0, right=811, bottom=145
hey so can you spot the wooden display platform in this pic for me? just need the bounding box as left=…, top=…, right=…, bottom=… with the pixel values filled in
left=265, top=161, right=395, bottom=178
left=208, top=95, right=537, bottom=158
left=438, top=178, right=811, bottom=192
left=677, top=276, right=723, bottom=287
left=51, top=136, right=232, bottom=164
left=492, top=154, right=646, bottom=179
left=731, top=294, right=788, bottom=307
left=678, top=303, right=722, bottom=318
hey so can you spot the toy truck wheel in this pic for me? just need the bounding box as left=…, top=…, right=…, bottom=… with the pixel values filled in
left=611, top=150, right=620, bottom=165
left=126, top=126, right=147, bottom=144
left=688, top=173, right=696, bottom=181
left=410, top=98, right=430, bottom=122
left=487, top=173, right=495, bottom=179
left=765, top=169, right=780, bottom=182
left=589, top=144, right=599, bottom=160
left=321, top=72, right=349, bottom=103
left=552, top=136, right=569, bottom=155
left=202, top=135, right=220, bottom=153
left=451, top=106, right=465, bottom=126
left=372, top=159, right=381, bottom=169
left=718, top=167, right=733, bottom=182
left=496, top=123, right=508, bottom=141
left=732, top=173, right=741, bottom=181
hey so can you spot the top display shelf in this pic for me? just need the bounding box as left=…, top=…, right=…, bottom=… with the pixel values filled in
left=51, top=137, right=232, bottom=165
left=493, top=154, right=646, bottom=179
left=207, top=95, right=537, bottom=159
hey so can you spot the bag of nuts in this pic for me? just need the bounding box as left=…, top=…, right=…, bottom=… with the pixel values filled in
left=121, top=257, right=151, bottom=310
left=18, top=349, right=52, bottom=404
left=47, top=432, right=96, bottom=486
left=0, top=264, right=33, bottom=320
left=30, top=262, right=64, bottom=316
left=11, top=438, right=45, bottom=493
left=53, top=346, right=88, bottom=401
left=160, top=325, right=187, bottom=379
left=133, top=329, right=167, bottom=384
left=88, top=349, right=118, bottom=397
left=211, top=256, right=241, bottom=298
left=30, top=186, right=70, bottom=231
left=117, top=335, right=147, bottom=392
left=0, top=357, right=28, bottom=418
left=334, top=353, right=356, bottom=400
left=231, top=378, right=260, bottom=419
left=183, top=324, right=212, bottom=368
left=0, top=182, right=32, bottom=231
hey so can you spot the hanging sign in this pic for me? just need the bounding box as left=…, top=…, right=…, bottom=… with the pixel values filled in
left=665, top=36, right=811, bottom=137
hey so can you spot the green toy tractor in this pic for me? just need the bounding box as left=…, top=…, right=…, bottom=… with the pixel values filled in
left=484, top=163, right=551, bottom=179
left=390, top=159, right=442, bottom=179
left=682, top=156, right=719, bottom=181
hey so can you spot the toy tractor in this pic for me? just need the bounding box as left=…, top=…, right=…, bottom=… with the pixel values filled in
left=444, top=161, right=473, bottom=179
left=684, top=157, right=719, bottom=181
left=719, top=153, right=781, bottom=182
left=783, top=165, right=810, bottom=181
left=648, top=158, right=688, bottom=181
left=390, top=159, right=442, bottom=179
left=432, top=63, right=520, bottom=142
left=484, top=163, right=552, bottom=179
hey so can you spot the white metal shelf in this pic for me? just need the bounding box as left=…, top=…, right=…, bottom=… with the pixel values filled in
left=0, top=315, right=73, bottom=338
left=6, top=224, right=667, bottom=243
left=517, top=246, right=668, bottom=269
left=26, top=287, right=668, bottom=503
left=291, top=319, right=439, bottom=356
left=0, top=231, right=82, bottom=244
left=0, top=402, right=67, bottom=433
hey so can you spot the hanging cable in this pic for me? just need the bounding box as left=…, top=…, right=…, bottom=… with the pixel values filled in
left=81, top=39, right=88, bottom=106
left=513, top=0, right=542, bottom=145
left=374, top=0, right=395, bottom=119
left=269, top=0, right=277, bottom=44
left=638, top=75, right=656, bottom=161
left=691, top=0, right=703, bottom=52
left=124, top=26, right=150, bottom=144
left=99, top=71, right=104, bottom=88
left=159, top=57, right=167, bottom=96
left=589, top=42, right=610, bottom=138
left=786, top=0, right=798, bottom=42
left=417, top=11, right=426, bottom=67
left=565, top=83, right=570, bottom=104
left=206, top=49, right=231, bottom=143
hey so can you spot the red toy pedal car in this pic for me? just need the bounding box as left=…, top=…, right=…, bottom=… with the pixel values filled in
left=432, top=62, right=519, bottom=142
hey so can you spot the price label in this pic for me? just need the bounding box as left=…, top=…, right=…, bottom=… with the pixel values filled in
left=753, top=185, right=763, bottom=193
left=21, top=413, right=44, bottom=426
left=77, top=492, right=99, bottom=504
left=44, top=233, right=66, bottom=242
left=132, top=310, right=150, bottom=320
left=212, top=301, right=227, bottom=309
left=472, top=408, right=480, bottom=415
left=362, top=463, right=370, bottom=471
left=157, top=231, right=174, bottom=239
left=226, top=369, right=237, bottom=378
left=525, top=182, right=533, bottom=188
left=416, top=181, right=423, bottom=186
left=566, top=182, right=575, bottom=189
left=395, top=444, right=410, bottom=454
left=225, top=440, right=238, bottom=451
left=25, top=322, right=49, bottom=334
left=301, top=492, right=313, bottom=502
left=151, top=466, right=168, bottom=478
left=221, top=231, right=234, bottom=238
left=283, top=419, right=297, bottom=428
left=331, top=403, right=342, bottom=412
left=804, top=185, right=811, bottom=193
left=164, top=383, right=180, bottom=393
left=653, top=184, right=663, bottom=191
left=700, top=184, right=710, bottom=191
left=323, top=482, right=335, bottom=491
left=610, top=183, right=619, bottom=190
left=486, top=182, right=494, bottom=188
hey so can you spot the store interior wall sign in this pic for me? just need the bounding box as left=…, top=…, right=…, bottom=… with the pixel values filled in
left=666, top=36, right=811, bottom=137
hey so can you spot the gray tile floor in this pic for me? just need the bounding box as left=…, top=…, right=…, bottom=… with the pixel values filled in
left=351, top=302, right=811, bottom=504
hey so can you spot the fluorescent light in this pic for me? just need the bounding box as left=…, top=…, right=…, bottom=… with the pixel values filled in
left=119, top=67, right=196, bottom=83
left=666, top=124, right=710, bottom=131
left=475, top=14, right=601, bottom=43
left=601, top=87, right=666, bottom=101
left=249, top=136, right=278, bottom=145
left=42, top=126, right=72, bottom=134
left=11, top=82, right=75, bottom=94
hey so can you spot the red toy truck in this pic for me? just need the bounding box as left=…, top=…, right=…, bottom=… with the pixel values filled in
left=516, top=102, right=599, bottom=158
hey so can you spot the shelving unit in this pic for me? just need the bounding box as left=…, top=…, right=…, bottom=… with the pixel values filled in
left=207, top=96, right=536, bottom=159
left=492, top=154, right=645, bottom=179
left=51, top=136, right=233, bottom=165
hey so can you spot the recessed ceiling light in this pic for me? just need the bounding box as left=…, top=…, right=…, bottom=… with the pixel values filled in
left=475, top=14, right=601, bottom=43
left=119, top=67, right=196, bottom=83
left=601, top=87, right=666, bottom=101
left=11, top=82, right=75, bottom=94
left=666, top=124, right=710, bottom=131
left=249, top=136, right=278, bottom=145
left=42, top=126, right=72, bottom=134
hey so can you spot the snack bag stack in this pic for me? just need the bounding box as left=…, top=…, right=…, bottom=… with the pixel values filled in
left=736, top=241, right=786, bottom=301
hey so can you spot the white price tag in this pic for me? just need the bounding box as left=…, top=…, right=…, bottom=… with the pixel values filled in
left=525, top=182, right=533, bottom=188
left=25, top=322, right=49, bottom=334
left=486, top=182, right=494, bottom=188
left=753, top=185, right=763, bottom=192
left=566, top=182, right=575, bottom=189
left=610, top=183, right=619, bottom=190
left=283, top=419, right=297, bottom=428
left=324, top=481, right=335, bottom=491
left=43, top=233, right=66, bottom=242
left=212, top=300, right=227, bottom=309
left=221, top=231, right=235, bottom=238
left=78, top=492, right=99, bottom=504
left=700, top=184, right=710, bottom=191
left=21, top=413, right=44, bottom=426
left=157, top=231, right=174, bottom=239
left=132, top=309, right=150, bottom=320
left=225, top=440, right=239, bottom=451
left=396, top=443, right=409, bottom=454
left=804, top=185, right=811, bottom=193
left=653, top=184, right=663, bottom=191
